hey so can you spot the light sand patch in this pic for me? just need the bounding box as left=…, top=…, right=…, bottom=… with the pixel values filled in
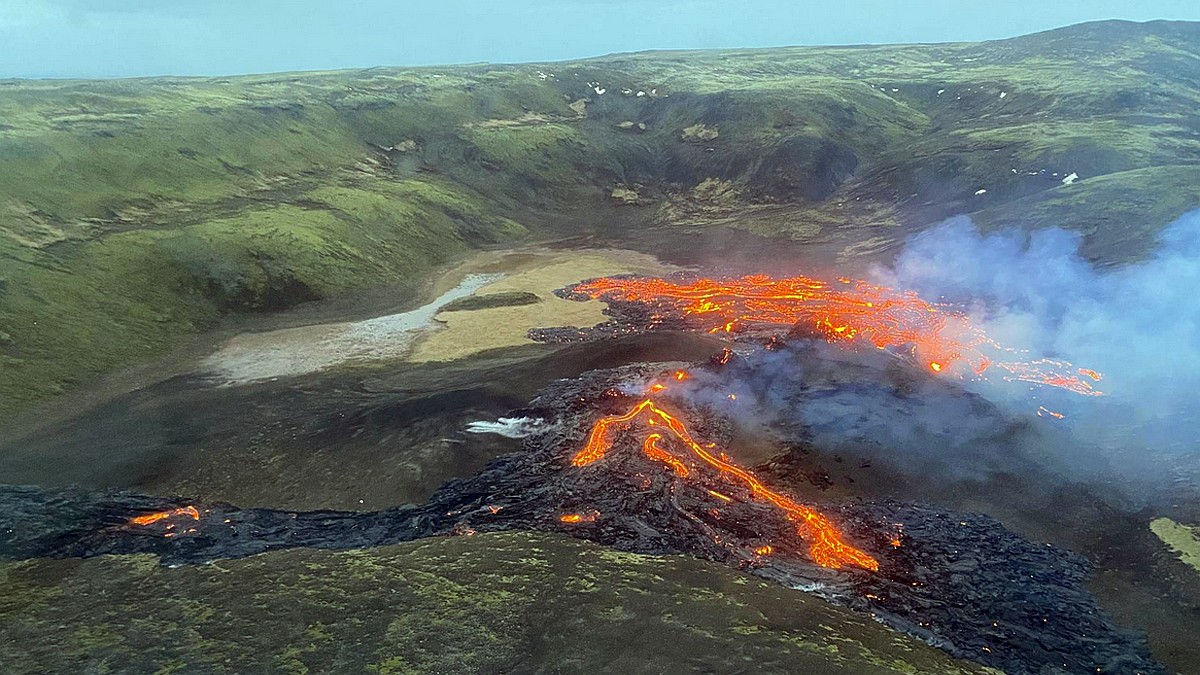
left=202, top=274, right=501, bottom=384
left=200, top=247, right=677, bottom=382
left=409, top=248, right=679, bottom=363
left=1150, top=517, right=1200, bottom=573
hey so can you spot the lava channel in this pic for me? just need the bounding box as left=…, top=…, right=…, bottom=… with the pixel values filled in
left=572, top=396, right=879, bottom=572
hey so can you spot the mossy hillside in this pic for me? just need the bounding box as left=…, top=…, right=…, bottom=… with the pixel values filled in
left=3, top=20, right=1200, bottom=414
left=582, top=22, right=1200, bottom=234
left=2, top=21, right=1197, bottom=233
left=973, top=165, right=1200, bottom=263
left=464, top=122, right=588, bottom=194
left=0, top=532, right=995, bottom=674
left=0, top=91, right=364, bottom=225
left=0, top=176, right=525, bottom=415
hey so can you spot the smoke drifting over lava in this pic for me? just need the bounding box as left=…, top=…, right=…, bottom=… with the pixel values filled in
left=546, top=209, right=1200, bottom=499
left=872, top=209, right=1200, bottom=481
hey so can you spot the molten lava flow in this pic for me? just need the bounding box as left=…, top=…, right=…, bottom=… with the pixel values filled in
left=995, top=360, right=1102, bottom=396
left=572, top=274, right=1102, bottom=395
left=643, top=433, right=689, bottom=477
left=572, top=398, right=879, bottom=572
left=560, top=511, right=598, bottom=523
left=1037, top=406, right=1066, bottom=420
left=128, top=506, right=200, bottom=527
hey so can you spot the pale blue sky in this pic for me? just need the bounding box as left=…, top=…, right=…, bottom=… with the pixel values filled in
left=2, top=1, right=1199, bottom=78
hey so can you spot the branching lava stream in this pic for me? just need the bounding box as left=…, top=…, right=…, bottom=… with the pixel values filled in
left=572, top=393, right=879, bottom=572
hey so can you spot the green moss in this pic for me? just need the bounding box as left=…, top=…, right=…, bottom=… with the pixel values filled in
left=0, top=102, right=364, bottom=223
left=1150, top=517, right=1200, bottom=573
left=465, top=123, right=586, bottom=185
left=0, top=176, right=526, bottom=416
left=0, top=532, right=994, bottom=674
left=439, top=291, right=541, bottom=313
left=973, top=165, right=1200, bottom=263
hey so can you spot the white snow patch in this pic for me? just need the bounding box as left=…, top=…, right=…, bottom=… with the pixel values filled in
left=937, top=89, right=945, bottom=96
left=465, top=417, right=546, bottom=439
left=974, top=189, right=988, bottom=196
left=1062, top=172, right=1079, bottom=185
left=1000, top=91, right=1007, bottom=99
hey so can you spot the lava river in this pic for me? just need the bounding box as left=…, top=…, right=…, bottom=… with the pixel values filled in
left=565, top=273, right=1103, bottom=396
left=572, top=394, right=879, bottom=571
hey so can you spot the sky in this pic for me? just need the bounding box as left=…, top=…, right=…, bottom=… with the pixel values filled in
left=1, top=1, right=1199, bottom=79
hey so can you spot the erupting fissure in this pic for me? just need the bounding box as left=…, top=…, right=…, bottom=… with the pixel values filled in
left=572, top=274, right=1103, bottom=396
left=571, top=394, right=879, bottom=572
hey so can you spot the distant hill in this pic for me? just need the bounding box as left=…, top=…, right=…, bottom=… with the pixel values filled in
left=2, top=19, right=1199, bottom=415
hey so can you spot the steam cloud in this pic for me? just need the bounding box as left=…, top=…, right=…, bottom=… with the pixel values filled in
left=672, top=208, right=1200, bottom=500
left=874, top=210, right=1200, bottom=457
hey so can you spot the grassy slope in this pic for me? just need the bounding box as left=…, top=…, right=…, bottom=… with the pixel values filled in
left=2, top=20, right=1200, bottom=413
left=0, top=531, right=994, bottom=675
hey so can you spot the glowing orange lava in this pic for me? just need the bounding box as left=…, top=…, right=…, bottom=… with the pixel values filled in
left=573, top=274, right=1102, bottom=395
left=572, top=398, right=879, bottom=571
left=128, top=506, right=200, bottom=527
left=1037, top=406, right=1066, bottom=420
left=643, top=433, right=690, bottom=477
left=560, top=512, right=598, bottom=523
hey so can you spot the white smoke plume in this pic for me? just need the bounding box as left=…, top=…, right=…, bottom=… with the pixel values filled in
left=873, top=209, right=1200, bottom=461
left=668, top=209, right=1200, bottom=500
